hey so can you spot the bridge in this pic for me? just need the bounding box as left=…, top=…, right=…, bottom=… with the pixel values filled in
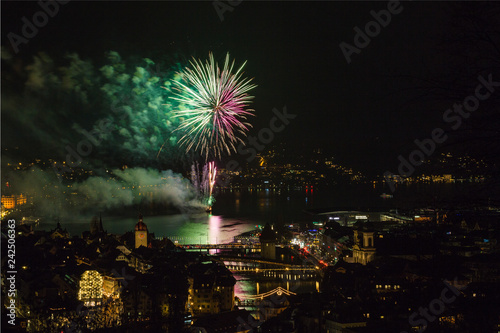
left=177, top=243, right=261, bottom=250
left=214, top=256, right=319, bottom=269
left=236, top=287, right=297, bottom=307
left=225, top=266, right=317, bottom=272
left=224, top=260, right=317, bottom=275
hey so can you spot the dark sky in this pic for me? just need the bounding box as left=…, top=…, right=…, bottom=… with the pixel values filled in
left=2, top=1, right=496, bottom=174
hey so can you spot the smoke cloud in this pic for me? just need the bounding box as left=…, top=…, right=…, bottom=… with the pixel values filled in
left=5, top=167, right=204, bottom=218
left=2, top=50, right=206, bottom=216
left=2, top=50, right=188, bottom=168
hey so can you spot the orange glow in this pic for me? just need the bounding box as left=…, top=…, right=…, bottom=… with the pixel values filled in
left=1, top=194, right=26, bottom=209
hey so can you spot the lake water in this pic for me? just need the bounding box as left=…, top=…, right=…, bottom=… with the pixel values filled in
left=37, top=182, right=481, bottom=240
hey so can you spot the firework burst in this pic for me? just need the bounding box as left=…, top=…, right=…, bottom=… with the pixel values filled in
left=169, top=53, right=256, bottom=159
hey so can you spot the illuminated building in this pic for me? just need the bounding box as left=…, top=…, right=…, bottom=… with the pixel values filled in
left=1, top=194, right=26, bottom=209
left=78, top=270, right=103, bottom=306
left=352, top=229, right=376, bottom=265
left=135, top=214, right=148, bottom=249
left=1, top=196, right=15, bottom=209
left=102, top=275, right=121, bottom=299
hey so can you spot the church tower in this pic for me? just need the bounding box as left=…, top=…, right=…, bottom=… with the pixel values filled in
left=352, top=228, right=376, bottom=265
left=135, top=214, right=148, bottom=249
left=259, top=223, right=276, bottom=260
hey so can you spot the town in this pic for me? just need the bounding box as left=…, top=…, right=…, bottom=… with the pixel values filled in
left=2, top=205, right=499, bottom=332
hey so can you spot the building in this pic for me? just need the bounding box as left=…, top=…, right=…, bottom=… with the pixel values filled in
left=90, top=214, right=105, bottom=235
left=260, top=223, right=276, bottom=260
left=188, top=262, right=236, bottom=316
left=122, top=287, right=153, bottom=320
left=352, top=228, right=376, bottom=265
left=78, top=270, right=103, bottom=307
left=135, top=214, right=148, bottom=249
left=102, top=275, right=122, bottom=299
left=307, top=209, right=413, bottom=226
left=50, top=221, right=70, bottom=239
left=1, top=194, right=27, bottom=209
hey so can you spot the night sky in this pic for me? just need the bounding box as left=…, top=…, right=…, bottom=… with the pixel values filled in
left=2, top=1, right=499, bottom=174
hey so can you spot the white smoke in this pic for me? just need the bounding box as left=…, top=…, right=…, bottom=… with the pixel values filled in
left=7, top=167, right=204, bottom=218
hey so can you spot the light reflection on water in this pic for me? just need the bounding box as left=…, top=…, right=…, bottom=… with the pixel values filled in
left=36, top=213, right=257, bottom=244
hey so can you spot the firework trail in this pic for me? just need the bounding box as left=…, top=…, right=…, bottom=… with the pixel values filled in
left=191, top=161, right=217, bottom=209
left=169, top=53, right=257, bottom=160
left=207, top=161, right=217, bottom=207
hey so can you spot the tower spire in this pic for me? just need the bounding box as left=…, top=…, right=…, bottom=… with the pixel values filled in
left=99, top=213, right=103, bottom=232
left=135, top=213, right=148, bottom=248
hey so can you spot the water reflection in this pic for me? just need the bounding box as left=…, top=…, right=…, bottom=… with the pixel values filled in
left=208, top=214, right=221, bottom=244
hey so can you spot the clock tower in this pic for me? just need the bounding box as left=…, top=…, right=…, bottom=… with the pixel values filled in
left=135, top=214, right=148, bottom=249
